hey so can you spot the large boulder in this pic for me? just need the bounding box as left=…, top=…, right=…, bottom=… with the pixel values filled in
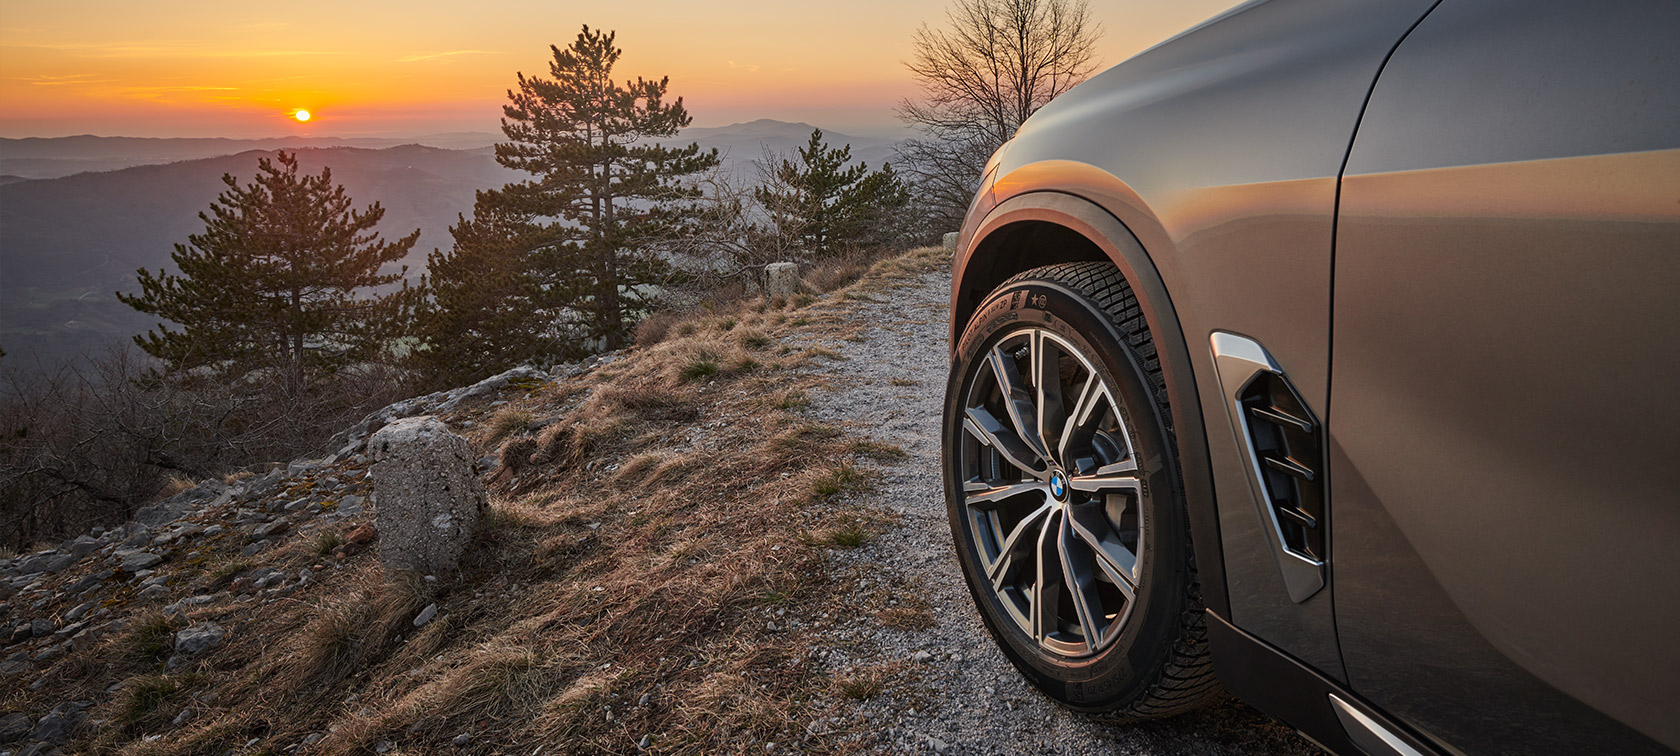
left=369, top=417, right=485, bottom=577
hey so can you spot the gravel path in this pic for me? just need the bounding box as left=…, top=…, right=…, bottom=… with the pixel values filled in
left=805, top=267, right=1323, bottom=755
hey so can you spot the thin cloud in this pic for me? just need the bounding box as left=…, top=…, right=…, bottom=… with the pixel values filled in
left=398, top=50, right=494, bottom=63
left=727, top=60, right=761, bottom=73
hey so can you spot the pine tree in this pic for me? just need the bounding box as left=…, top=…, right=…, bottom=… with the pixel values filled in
left=416, top=201, right=548, bottom=386
left=118, top=151, right=419, bottom=393
left=480, top=26, right=719, bottom=351
left=753, top=129, right=913, bottom=259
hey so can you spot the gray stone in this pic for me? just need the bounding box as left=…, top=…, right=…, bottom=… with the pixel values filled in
left=137, top=584, right=170, bottom=601
left=120, top=527, right=152, bottom=548
left=942, top=231, right=960, bottom=254
left=118, top=551, right=163, bottom=572
left=240, top=540, right=270, bottom=557
left=0, top=711, right=30, bottom=742
left=30, top=618, right=54, bottom=637
left=253, top=520, right=290, bottom=539
left=765, top=261, right=801, bottom=297
left=14, top=552, right=63, bottom=576
left=369, top=417, right=485, bottom=577
left=28, top=701, right=90, bottom=742
left=412, top=603, right=438, bottom=627
left=173, top=623, right=225, bottom=656
left=63, top=602, right=95, bottom=622
left=453, top=732, right=472, bottom=747
left=69, top=571, right=111, bottom=594
left=172, top=707, right=196, bottom=726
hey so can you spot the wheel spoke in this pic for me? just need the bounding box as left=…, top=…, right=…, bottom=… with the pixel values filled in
left=988, top=501, right=1053, bottom=591
left=965, top=480, right=1047, bottom=509
left=1058, top=513, right=1108, bottom=647
left=964, top=407, right=1046, bottom=478
left=988, top=345, right=1049, bottom=462
left=1034, top=332, right=1069, bottom=463
left=1031, top=508, right=1062, bottom=642
left=1067, top=504, right=1138, bottom=597
left=1056, top=374, right=1098, bottom=462
left=1069, top=464, right=1141, bottom=493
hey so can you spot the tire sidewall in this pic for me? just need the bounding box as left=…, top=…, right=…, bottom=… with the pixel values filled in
left=943, top=276, right=1191, bottom=711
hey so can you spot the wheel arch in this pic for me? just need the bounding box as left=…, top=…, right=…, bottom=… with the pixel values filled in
left=953, top=190, right=1229, bottom=618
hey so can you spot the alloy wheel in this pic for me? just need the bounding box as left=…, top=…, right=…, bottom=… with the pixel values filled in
left=956, top=326, right=1145, bottom=658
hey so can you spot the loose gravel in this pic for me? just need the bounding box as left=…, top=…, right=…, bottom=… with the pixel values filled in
left=804, top=267, right=1324, bottom=755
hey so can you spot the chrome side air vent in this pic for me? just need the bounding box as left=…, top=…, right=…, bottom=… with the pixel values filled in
left=1238, top=372, right=1324, bottom=562
left=1210, top=333, right=1326, bottom=603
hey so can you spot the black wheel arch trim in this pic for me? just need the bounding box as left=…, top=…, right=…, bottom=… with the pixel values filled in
left=953, top=189, right=1229, bottom=619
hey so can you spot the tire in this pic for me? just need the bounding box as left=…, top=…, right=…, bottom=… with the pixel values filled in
left=942, top=261, right=1222, bottom=719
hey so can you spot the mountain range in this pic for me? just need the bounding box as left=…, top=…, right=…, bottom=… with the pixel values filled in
left=0, top=120, right=908, bottom=370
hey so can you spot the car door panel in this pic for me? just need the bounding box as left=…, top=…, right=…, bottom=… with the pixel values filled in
left=1332, top=0, right=1680, bottom=751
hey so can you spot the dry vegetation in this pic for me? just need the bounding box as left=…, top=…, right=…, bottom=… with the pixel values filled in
left=6, top=246, right=949, bottom=755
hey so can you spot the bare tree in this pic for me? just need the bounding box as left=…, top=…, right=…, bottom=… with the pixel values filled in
left=897, top=0, right=1102, bottom=229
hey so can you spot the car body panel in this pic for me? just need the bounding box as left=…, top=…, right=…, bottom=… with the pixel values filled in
left=1331, top=0, right=1680, bottom=751
left=957, top=0, right=1438, bottom=683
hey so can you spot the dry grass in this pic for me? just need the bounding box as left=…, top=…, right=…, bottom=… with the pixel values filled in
left=153, top=475, right=195, bottom=502
left=29, top=246, right=951, bottom=756
left=119, top=611, right=184, bottom=663
left=487, top=405, right=535, bottom=441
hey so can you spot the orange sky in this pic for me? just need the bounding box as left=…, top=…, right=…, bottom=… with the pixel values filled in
left=0, top=0, right=1243, bottom=139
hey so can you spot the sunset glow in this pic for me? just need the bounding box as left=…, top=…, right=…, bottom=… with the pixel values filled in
left=295, top=110, right=311, bottom=123
left=0, top=0, right=1243, bottom=138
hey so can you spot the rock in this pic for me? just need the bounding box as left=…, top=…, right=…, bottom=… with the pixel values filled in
left=118, top=551, right=164, bottom=572
left=942, top=231, right=960, bottom=254
left=229, top=578, right=257, bottom=595
left=346, top=524, right=376, bottom=545
left=453, top=732, right=472, bottom=747
left=240, top=541, right=269, bottom=557
left=765, top=261, right=801, bottom=297
left=925, top=734, right=950, bottom=753
left=911, top=650, right=933, bottom=663
left=254, top=571, right=285, bottom=590
left=137, top=584, right=170, bottom=601
left=0, top=711, right=31, bottom=743
left=121, top=527, right=153, bottom=548
left=52, top=622, right=86, bottom=641
left=14, top=552, right=66, bottom=576
left=369, top=417, right=485, bottom=577
left=63, top=602, right=95, bottom=622
left=69, top=571, right=112, bottom=595
left=173, top=623, right=225, bottom=656
left=172, top=707, right=196, bottom=726
left=28, top=701, right=90, bottom=742
left=30, top=618, right=54, bottom=637
left=412, top=603, right=438, bottom=627
left=253, top=521, right=290, bottom=539
left=337, top=496, right=364, bottom=518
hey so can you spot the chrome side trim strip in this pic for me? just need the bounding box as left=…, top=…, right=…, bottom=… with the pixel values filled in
left=1329, top=694, right=1426, bottom=756
left=1209, top=332, right=1325, bottom=603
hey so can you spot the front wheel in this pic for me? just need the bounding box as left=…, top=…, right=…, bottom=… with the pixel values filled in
left=943, top=262, right=1222, bottom=718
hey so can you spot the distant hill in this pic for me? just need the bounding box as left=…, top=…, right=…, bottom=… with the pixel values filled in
left=0, top=145, right=517, bottom=369
left=0, top=133, right=503, bottom=179
left=0, top=121, right=908, bottom=370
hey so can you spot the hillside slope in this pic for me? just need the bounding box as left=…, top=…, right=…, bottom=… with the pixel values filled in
left=0, top=250, right=1314, bottom=755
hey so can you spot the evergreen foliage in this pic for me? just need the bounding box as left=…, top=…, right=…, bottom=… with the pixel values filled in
left=753, top=129, right=912, bottom=260
left=118, top=151, right=419, bottom=393
left=425, top=25, right=718, bottom=362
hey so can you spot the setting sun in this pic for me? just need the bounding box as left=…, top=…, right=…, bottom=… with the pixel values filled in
left=294, top=110, right=311, bottom=123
